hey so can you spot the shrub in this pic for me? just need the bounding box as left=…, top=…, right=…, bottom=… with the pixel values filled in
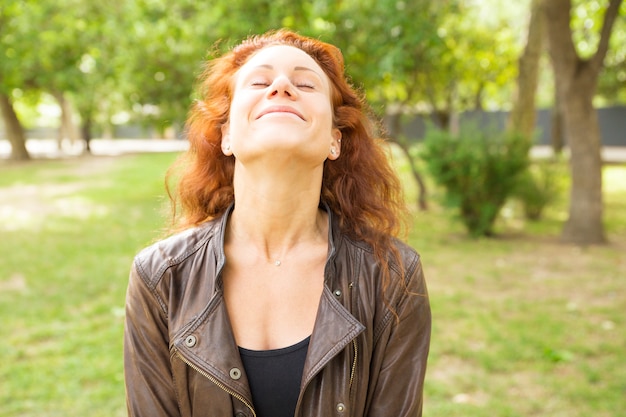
left=513, top=160, right=564, bottom=221
left=421, top=125, right=531, bottom=237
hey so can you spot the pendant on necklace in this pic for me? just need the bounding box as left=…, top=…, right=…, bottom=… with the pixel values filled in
left=274, top=260, right=282, bottom=266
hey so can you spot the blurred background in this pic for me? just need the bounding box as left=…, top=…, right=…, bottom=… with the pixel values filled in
left=1, top=0, right=624, bottom=154
left=1, top=0, right=625, bottom=416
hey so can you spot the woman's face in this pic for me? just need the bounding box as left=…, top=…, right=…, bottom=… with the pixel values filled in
left=222, top=45, right=341, bottom=165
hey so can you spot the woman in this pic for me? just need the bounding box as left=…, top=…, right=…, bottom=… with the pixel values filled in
left=124, top=29, right=431, bottom=417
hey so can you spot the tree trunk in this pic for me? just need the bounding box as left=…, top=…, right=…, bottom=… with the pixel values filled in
left=52, top=91, right=80, bottom=151
left=561, top=84, right=605, bottom=244
left=387, top=112, right=428, bottom=211
left=81, top=117, right=92, bottom=154
left=545, top=0, right=622, bottom=245
left=550, top=89, right=564, bottom=155
left=0, top=93, right=30, bottom=161
left=397, top=139, right=428, bottom=211
left=508, top=0, right=545, bottom=139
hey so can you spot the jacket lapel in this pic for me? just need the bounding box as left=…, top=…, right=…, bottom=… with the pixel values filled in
left=301, top=286, right=365, bottom=387
left=173, top=292, right=253, bottom=403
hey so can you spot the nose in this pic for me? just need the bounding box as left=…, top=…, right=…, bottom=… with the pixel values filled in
left=268, top=76, right=296, bottom=99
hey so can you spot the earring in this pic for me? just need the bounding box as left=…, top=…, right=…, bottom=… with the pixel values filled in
left=225, top=145, right=231, bottom=152
left=330, top=148, right=337, bottom=156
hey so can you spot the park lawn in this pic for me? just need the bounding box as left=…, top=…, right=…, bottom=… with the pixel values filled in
left=1, top=151, right=625, bottom=417
left=0, top=153, right=175, bottom=417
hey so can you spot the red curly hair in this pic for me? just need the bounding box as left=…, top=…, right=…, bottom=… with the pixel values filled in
left=167, top=29, right=408, bottom=281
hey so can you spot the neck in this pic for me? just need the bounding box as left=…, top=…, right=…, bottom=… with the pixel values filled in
left=226, top=161, right=327, bottom=263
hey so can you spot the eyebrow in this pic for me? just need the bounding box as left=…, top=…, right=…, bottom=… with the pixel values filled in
left=253, top=64, right=324, bottom=80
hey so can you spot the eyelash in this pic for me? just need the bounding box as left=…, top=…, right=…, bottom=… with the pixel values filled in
left=250, top=80, right=315, bottom=90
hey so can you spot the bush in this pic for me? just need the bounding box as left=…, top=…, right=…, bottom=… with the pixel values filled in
left=513, top=160, right=564, bottom=221
left=421, top=125, right=531, bottom=237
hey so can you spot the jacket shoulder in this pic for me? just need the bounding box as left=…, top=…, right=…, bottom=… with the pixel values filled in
left=133, top=221, right=218, bottom=287
left=388, top=237, right=426, bottom=296
left=391, top=237, right=421, bottom=274
left=342, top=235, right=426, bottom=309
left=344, top=235, right=421, bottom=278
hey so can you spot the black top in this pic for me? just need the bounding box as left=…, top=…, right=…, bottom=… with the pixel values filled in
left=238, top=336, right=310, bottom=417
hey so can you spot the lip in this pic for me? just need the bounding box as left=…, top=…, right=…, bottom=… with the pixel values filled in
left=256, top=105, right=305, bottom=120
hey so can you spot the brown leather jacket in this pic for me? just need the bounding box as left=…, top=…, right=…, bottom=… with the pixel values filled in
left=124, top=206, right=431, bottom=417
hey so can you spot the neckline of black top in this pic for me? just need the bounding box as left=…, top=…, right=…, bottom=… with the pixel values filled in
left=238, top=336, right=311, bottom=358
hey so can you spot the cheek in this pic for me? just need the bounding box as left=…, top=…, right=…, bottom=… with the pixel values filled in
left=228, top=98, right=251, bottom=125
left=229, top=86, right=256, bottom=112
left=316, top=103, right=335, bottom=130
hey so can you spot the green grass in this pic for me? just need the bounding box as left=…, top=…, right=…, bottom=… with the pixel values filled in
left=396, top=150, right=626, bottom=417
left=1, top=151, right=625, bottom=416
left=0, top=153, right=176, bottom=417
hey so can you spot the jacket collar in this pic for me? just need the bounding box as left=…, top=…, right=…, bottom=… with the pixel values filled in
left=173, top=202, right=365, bottom=399
left=212, top=202, right=345, bottom=290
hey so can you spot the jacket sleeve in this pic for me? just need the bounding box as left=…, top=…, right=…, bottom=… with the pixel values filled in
left=124, top=261, right=180, bottom=417
left=365, top=255, right=432, bottom=417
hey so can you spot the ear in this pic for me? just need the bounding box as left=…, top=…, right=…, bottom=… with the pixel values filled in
left=328, top=128, right=342, bottom=160
left=221, top=123, right=233, bottom=156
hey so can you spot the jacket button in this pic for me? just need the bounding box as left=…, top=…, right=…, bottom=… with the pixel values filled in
left=334, top=289, right=342, bottom=297
left=229, top=367, right=242, bottom=380
left=184, top=335, right=197, bottom=347
left=336, top=402, right=346, bottom=412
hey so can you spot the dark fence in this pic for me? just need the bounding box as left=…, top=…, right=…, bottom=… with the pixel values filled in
left=392, top=105, right=626, bottom=147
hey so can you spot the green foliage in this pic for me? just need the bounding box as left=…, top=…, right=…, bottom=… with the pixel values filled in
left=2, top=0, right=623, bottom=140
left=512, top=160, right=566, bottom=221
left=322, top=0, right=520, bottom=117
left=1, top=0, right=526, bottom=136
left=421, top=125, right=531, bottom=237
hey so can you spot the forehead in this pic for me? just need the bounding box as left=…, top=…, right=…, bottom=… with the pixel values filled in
left=236, top=45, right=329, bottom=83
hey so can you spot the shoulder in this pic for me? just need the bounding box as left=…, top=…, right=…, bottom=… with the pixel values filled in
left=342, top=234, right=427, bottom=304
left=342, top=235, right=422, bottom=280
left=387, top=237, right=427, bottom=301
left=133, top=221, right=219, bottom=287
left=390, top=237, right=422, bottom=279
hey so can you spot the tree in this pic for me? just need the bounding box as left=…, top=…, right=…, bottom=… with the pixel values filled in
left=0, top=93, right=29, bottom=160
left=577, top=1, right=626, bottom=103
left=23, top=0, right=90, bottom=150
left=327, top=0, right=457, bottom=210
left=1, top=0, right=114, bottom=156
left=0, top=0, right=33, bottom=160
left=509, top=0, right=545, bottom=139
left=323, top=0, right=520, bottom=210
left=545, top=0, right=623, bottom=245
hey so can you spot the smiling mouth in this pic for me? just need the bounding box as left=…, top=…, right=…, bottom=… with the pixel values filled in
left=256, top=106, right=305, bottom=120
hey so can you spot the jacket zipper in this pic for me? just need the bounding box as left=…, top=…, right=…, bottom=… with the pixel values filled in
left=349, top=339, right=358, bottom=389
left=174, top=350, right=257, bottom=417
left=294, top=338, right=359, bottom=417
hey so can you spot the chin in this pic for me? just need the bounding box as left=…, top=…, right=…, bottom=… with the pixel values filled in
left=250, top=128, right=307, bottom=144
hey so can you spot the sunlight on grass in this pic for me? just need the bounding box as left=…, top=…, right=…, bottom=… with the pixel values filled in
left=604, top=165, right=626, bottom=192
left=0, top=183, right=110, bottom=231
left=0, top=153, right=177, bottom=417
left=1, top=150, right=625, bottom=417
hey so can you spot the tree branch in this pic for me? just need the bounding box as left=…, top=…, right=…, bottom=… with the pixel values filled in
left=590, top=0, right=623, bottom=72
